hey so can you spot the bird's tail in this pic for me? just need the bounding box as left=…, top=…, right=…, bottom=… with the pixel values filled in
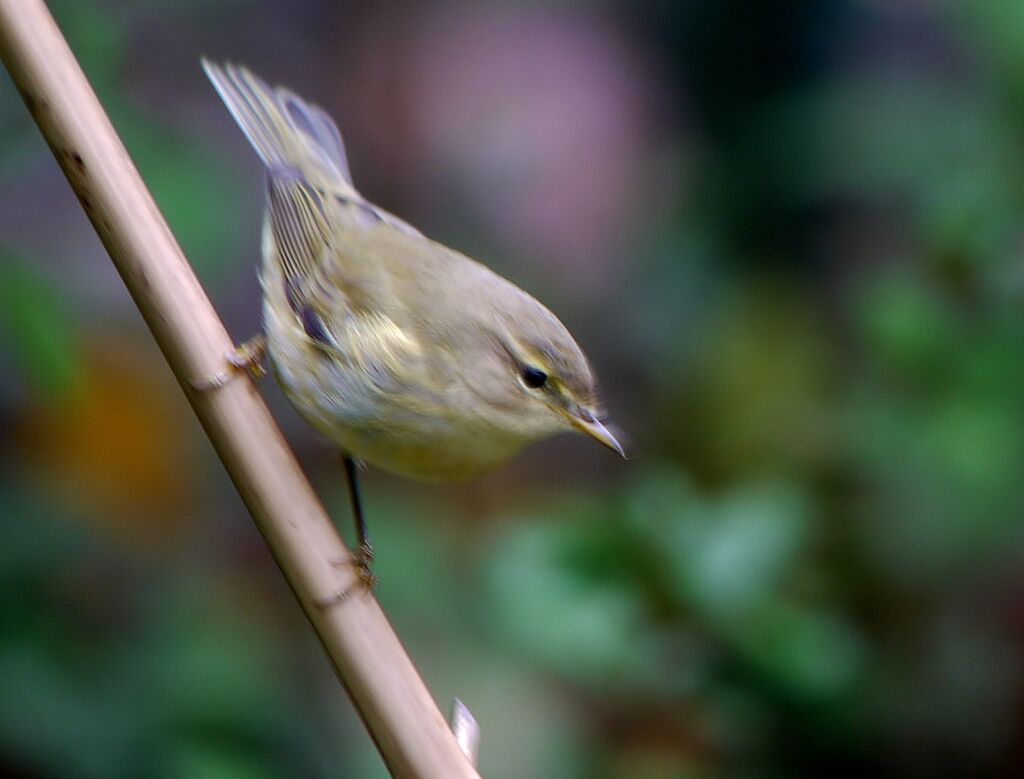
left=202, top=59, right=357, bottom=197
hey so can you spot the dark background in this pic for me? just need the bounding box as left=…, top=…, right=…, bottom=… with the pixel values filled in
left=2, top=1, right=1024, bottom=776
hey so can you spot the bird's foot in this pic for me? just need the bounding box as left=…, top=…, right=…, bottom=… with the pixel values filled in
left=191, top=335, right=268, bottom=390
left=315, top=543, right=376, bottom=608
left=352, top=541, right=377, bottom=590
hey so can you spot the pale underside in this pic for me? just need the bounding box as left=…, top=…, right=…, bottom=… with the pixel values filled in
left=202, top=60, right=586, bottom=479
left=260, top=220, right=565, bottom=481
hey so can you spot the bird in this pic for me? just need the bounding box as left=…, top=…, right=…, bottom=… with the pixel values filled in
left=200, top=60, right=623, bottom=594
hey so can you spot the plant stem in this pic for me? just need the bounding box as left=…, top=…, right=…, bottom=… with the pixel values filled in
left=0, top=2, right=479, bottom=777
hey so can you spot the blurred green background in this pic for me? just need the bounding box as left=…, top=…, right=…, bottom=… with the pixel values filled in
left=3, top=1, right=1024, bottom=776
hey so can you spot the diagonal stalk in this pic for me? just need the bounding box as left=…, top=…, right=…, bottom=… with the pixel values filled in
left=0, top=2, right=480, bottom=777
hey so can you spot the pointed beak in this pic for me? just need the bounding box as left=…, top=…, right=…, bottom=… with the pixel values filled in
left=572, top=412, right=625, bottom=458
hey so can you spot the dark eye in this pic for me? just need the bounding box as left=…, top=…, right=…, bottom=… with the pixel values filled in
left=520, top=366, right=548, bottom=389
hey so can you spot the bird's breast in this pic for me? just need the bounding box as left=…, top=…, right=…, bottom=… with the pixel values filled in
left=262, top=295, right=532, bottom=481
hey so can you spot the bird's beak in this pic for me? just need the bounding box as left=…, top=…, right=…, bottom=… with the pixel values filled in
left=572, top=412, right=625, bottom=458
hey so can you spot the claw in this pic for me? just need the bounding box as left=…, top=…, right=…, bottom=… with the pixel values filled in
left=191, top=335, right=267, bottom=390
left=316, top=544, right=376, bottom=608
left=354, top=541, right=377, bottom=589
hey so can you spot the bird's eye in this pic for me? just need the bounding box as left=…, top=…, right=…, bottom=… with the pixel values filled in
left=520, top=366, right=548, bottom=389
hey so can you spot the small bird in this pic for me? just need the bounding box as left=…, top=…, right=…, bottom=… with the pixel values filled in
left=201, top=61, right=623, bottom=590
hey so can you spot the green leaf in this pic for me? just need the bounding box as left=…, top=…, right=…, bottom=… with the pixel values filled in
left=735, top=604, right=867, bottom=702
left=0, top=252, right=83, bottom=399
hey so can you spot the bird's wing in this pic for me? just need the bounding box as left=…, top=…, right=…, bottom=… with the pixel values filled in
left=206, top=60, right=426, bottom=318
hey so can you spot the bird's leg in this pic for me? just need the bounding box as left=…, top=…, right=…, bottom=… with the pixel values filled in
left=343, top=454, right=377, bottom=588
left=191, top=335, right=268, bottom=390
left=316, top=456, right=377, bottom=607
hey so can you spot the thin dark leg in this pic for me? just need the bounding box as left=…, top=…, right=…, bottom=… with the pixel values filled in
left=343, top=455, right=375, bottom=585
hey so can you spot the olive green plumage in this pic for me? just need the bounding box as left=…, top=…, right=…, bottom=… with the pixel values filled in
left=203, top=60, right=621, bottom=480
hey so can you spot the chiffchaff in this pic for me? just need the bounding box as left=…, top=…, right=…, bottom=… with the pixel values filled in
left=202, top=61, right=622, bottom=585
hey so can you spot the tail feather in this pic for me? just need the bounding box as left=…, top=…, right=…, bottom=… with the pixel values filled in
left=203, top=58, right=425, bottom=302
left=278, top=87, right=353, bottom=185
left=202, top=59, right=355, bottom=194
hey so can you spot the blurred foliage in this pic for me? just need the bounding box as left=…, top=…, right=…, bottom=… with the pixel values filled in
left=2, top=1, right=1024, bottom=777
left=0, top=255, right=82, bottom=400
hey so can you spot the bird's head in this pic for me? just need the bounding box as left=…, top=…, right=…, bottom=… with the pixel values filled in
left=468, top=296, right=623, bottom=457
